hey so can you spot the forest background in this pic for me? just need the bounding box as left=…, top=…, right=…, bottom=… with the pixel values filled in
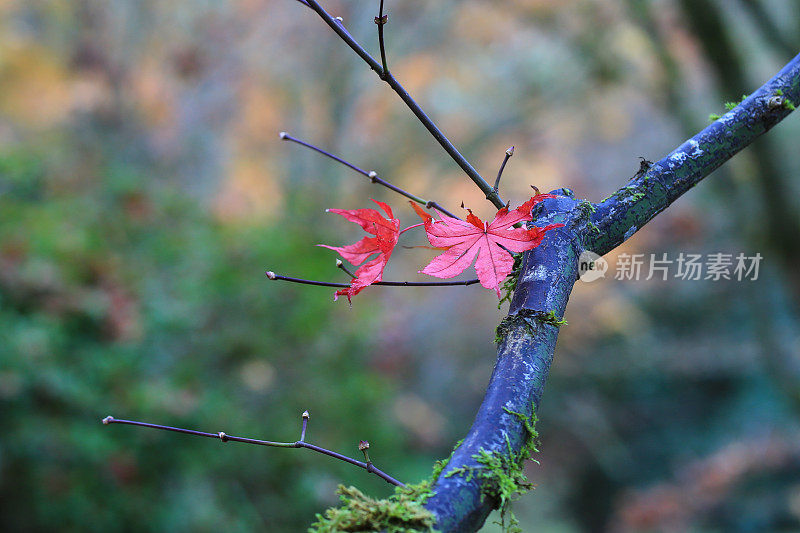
left=1, top=1, right=800, bottom=531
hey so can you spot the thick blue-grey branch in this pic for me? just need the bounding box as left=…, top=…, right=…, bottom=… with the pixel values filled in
left=425, top=194, right=583, bottom=531
left=424, top=53, right=800, bottom=532
left=587, top=53, right=800, bottom=256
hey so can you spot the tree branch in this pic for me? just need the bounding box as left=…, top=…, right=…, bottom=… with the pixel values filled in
left=101, top=414, right=404, bottom=487
left=299, top=0, right=504, bottom=208
left=265, top=270, right=480, bottom=288
left=375, top=0, right=389, bottom=79
left=424, top=53, right=800, bottom=532
left=424, top=194, right=581, bottom=531
left=587, top=53, right=800, bottom=256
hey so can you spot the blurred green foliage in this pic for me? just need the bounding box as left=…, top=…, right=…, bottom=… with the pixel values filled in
left=0, top=144, right=435, bottom=531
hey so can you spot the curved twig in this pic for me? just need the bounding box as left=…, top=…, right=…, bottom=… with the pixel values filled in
left=102, top=415, right=404, bottom=487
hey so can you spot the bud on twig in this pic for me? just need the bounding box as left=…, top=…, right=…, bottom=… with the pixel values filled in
left=359, top=440, right=371, bottom=463
left=301, top=410, right=310, bottom=442
left=265, top=271, right=277, bottom=280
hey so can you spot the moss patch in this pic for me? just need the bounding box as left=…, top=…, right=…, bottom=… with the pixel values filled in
left=495, top=309, right=567, bottom=343
left=572, top=200, right=600, bottom=234
left=308, top=483, right=437, bottom=533
left=601, top=183, right=646, bottom=203
left=725, top=94, right=749, bottom=110
left=309, top=441, right=464, bottom=532
left=710, top=94, right=749, bottom=121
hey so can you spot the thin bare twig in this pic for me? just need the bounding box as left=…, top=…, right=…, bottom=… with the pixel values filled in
left=266, top=270, right=480, bottom=287
left=336, top=259, right=357, bottom=279
left=492, top=146, right=514, bottom=199
left=280, top=132, right=458, bottom=219
left=299, top=0, right=504, bottom=208
left=102, top=413, right=404, bottom=487
left=300, top=410, right=309, bottom=442
left=375, top=0, right=389, bottom=79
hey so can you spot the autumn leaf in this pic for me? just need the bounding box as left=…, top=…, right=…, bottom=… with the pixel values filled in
left=413, top=196, right=563, bottom=297
left=319, top=199, right=400, bottom=302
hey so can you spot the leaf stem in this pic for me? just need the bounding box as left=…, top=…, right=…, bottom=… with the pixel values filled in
left=299, top=0, right=504, bottom=208
left=398, top=222, right=425, bottom=235
left=102, top=414, right=404, bottom=487
left=266, top=270, right=480, bottom=287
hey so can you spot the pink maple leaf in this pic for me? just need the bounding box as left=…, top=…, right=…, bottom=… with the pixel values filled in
left=413, top=195, right=563, bottom=296
left=319, top=199, right=400, bottom=302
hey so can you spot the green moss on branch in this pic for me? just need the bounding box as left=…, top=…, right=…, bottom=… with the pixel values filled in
left=495, top=309, right=567, bottom=343
left=309, top=484, right=437, bottom=533
left=309, top=441, right=465, bottom=532
left=443, top=408, right=540, bottom=532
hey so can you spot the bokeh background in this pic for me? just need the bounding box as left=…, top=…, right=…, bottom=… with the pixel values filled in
left=1, top=0, right=800, bottom=531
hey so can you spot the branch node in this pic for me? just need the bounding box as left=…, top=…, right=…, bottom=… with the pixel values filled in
left=265, top=270, right=277, bottom=280
left=368, top=170, right=378, bottom=183
left=374, top=14, right=388, bottom=25
left=334, top=16, right=343, bottom=22
left=218, top=432, right=228, bottom=442
left=768, top=95, right=785, bottom=110
left=279, top=131, right=288, bottom=140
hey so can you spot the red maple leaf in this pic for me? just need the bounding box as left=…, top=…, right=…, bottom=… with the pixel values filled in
left=319, top=199, right=400, bottom=302
left=412, top=196, right=563, bottom=296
